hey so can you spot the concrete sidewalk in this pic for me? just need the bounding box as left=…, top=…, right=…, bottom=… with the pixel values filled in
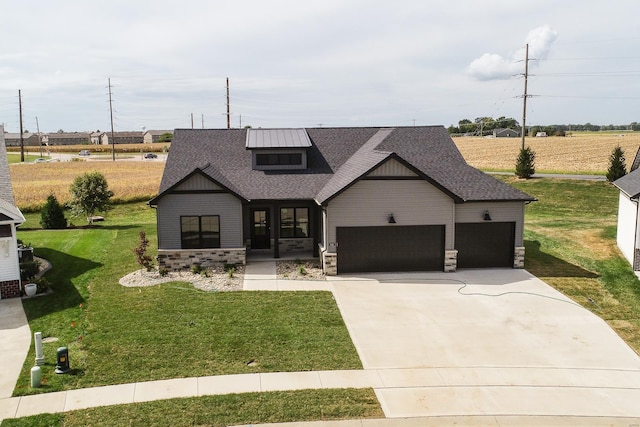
left=243, top=260, right=331, bottom=291
left=0, top=298, right=31, bottom=399
left=3, top=367, right=640, bottom=422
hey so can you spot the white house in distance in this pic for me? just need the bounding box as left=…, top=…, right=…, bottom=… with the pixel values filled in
left=0, top=125, right=26, bottom=298
left=613, top=148, right=640, bottom=272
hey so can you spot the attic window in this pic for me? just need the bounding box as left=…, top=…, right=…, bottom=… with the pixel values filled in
left=256, top=153, right=302, bottom=166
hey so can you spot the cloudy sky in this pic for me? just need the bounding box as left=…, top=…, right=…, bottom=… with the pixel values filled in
left=1, top=0, right=639, bottom=133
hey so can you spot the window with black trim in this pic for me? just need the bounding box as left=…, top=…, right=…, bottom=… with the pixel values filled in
left=181, top=215, right=220, bottom=249
left=256, top=153, right=302, bottom=166
left=0, top=225, right=11, bottom=238
left=280, top=208, right=309, bottom=238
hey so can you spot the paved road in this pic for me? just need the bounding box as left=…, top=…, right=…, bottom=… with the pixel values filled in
left=490, top=171, right=606, bottom=180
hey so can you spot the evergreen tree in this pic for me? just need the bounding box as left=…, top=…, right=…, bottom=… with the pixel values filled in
left=515, top=146, right=536, bottom=179
left=606, top=145, right=627, bottom=182
left=40, top=194, right=67, bottom=229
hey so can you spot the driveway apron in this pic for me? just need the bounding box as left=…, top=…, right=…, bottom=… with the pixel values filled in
left=330, top=269, right=640, bottom=418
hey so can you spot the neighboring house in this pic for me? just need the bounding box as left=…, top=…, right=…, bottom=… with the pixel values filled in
left=0, top=125, right=26, bottom=298
left=493, top=128, right=520, bottom=138
left=91, top=131, right=107, bottom=145
left=143, top=130, right=173, bottom=144
left=149, top=126, right=535, bottom=275
left=101, top=131, right=144, bottom=145
left=46, top=132, right=91, bottom=145
left=613, top=147, right=640, bottom=271
left=4, top=132, right=40, bottom=147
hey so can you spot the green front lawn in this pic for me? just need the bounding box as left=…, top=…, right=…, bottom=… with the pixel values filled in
left=15, top=203, right=361, bottom=395
left=1, top=389, right=383, bottom=427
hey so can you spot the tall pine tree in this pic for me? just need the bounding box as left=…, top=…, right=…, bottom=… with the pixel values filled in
left=515, top=146, right=536, bottom=179
left=606, top=145, right=626, bottom=182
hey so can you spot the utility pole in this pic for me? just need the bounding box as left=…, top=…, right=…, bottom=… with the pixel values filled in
left=201, top=114, right=204, bottom=129
left=239, top=114, right=242, bottom=128
left=108, top=78, right=116, bottom=161
left=226, top=77, right=230, bottom=129
left=36, top=116, right=42, bottom=158
left=520, top=43, right=529, bottom=150
left=18, top=90, right=24, bottom=162
left=191, top=113, right=194, bottom=129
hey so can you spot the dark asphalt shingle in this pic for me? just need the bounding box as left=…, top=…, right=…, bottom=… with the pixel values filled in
left=154, top=126, right=534, bottom=204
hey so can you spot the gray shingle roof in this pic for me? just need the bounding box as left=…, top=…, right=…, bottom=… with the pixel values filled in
left=0, top=126, right=24, bottom=223
left=153, top=126, right=534, bottom=205
left=614, top=167, right=640, bottom=198
left=0, top=125, right=16, bottom=204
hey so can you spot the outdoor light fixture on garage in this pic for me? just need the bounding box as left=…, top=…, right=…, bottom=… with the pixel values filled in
left=388, top=214, right=396, bottom=224
left=483, top=210, right=492, bottom=221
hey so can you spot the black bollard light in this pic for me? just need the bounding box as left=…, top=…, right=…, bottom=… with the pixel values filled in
left=55, top=347, right=71, bottom=374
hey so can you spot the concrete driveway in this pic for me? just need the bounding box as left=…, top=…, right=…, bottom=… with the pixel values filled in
left=330, top=269, right=640, bottom=419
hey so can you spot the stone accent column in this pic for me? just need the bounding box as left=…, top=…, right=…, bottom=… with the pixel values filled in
left=444, top=250, right=458, bottom=272
left=514, top=246, right=525, bottom=268
left=323, top=252, right=337, bottom=276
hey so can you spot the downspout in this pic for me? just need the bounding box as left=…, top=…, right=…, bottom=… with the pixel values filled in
left=633, top=195, right=639, bottom=271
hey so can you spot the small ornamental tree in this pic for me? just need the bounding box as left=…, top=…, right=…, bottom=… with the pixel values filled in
left=606, top=145, right=627, bottom=182
left=515, top=146, right=536, bottom=179
left=132, top=231, right=154, bottom=271
left=68, top=171, right=114, bottom=224
left=40, top=194, right=67, bottom=229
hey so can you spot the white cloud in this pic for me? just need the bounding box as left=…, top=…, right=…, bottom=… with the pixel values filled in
left=467, top=25, right=558, bottom=81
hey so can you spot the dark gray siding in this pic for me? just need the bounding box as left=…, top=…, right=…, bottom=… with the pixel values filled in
left=157, top=193, right=243, bottom=249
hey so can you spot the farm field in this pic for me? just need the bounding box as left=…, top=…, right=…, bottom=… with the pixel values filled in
left=7, top=131, right=640, bottom=213
left=9, top=161, right=165, bottom=212
left=454, top=132, right=640, bottom=174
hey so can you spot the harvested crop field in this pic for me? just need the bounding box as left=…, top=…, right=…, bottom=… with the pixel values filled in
left=9, top=161, right=164, bottom=211
left=7, top=131, right=640, bottom=211
left=454, top=132, right=640, bottom=174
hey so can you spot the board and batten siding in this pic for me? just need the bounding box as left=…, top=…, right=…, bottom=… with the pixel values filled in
left=157, top=193, right=243, bottom=249
left=455, top=201, right=526, bottom=246
left=326, top=179, right=455, bottom=249
left=367, top=158, right=418, bottom=177
left=173, top=173, right=223, bottom=192
left=616, top=192, right=638, bottom=267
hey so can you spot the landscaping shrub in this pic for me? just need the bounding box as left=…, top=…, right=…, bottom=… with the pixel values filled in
left=20, top=260, right=40, bottom=281
left=40, top=194, right=67, bottom=229
left=132, top=231, right=154, bottom=271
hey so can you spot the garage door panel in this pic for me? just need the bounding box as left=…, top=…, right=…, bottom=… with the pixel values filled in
left=456, top=222, right=514, bottom=268
left=337, top=225, right=444, bottom=273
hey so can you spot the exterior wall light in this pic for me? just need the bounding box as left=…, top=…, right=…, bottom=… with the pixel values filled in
left=483, top=210, right=492, bottom=221
left=388, top=214, right=396, bottom=224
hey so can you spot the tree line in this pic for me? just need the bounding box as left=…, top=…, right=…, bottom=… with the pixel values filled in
left=448, top=117, right=640, bottom=136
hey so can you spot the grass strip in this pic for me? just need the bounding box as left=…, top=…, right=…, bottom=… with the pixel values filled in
left=1, top=388, right=383, bottom=427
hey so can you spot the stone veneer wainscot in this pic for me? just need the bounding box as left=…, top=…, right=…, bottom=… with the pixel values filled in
left=157, top=248, right=246, bottom=271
